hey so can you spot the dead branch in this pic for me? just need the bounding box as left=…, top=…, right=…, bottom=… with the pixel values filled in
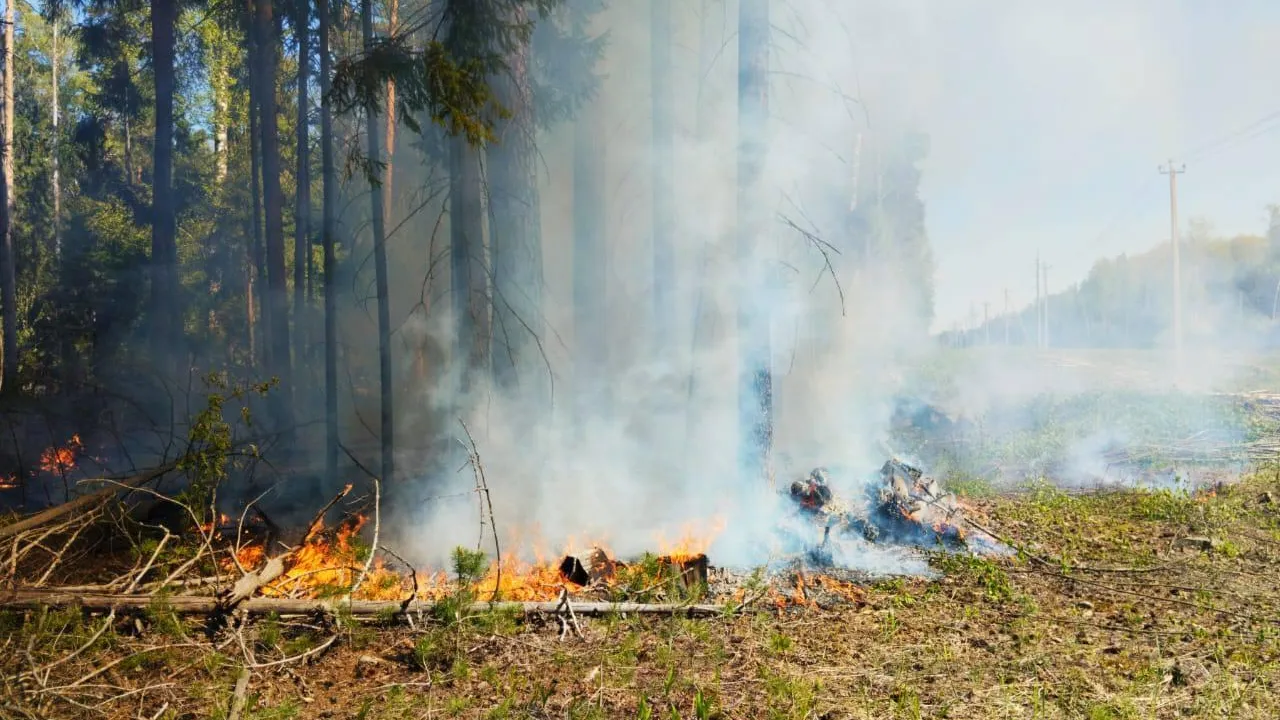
left=347, top=476, right=380, bottom=599
left=123, top=529, right=172, bottom=594
left=303, top=484, right=354, bottom=545
left=458, top=419, right=501, bottom=601
left=0, top=589, right=726, bottom=617
left=0, top=464, right=177, bottom=542
left=219, top=555, right=286, bottom=609
left=227, top=667, right=250, bottom=720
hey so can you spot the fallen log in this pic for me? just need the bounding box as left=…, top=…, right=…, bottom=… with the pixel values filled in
left=0, top=463, right=178, bottom=541
left=0, top=589, right=726, bottom=617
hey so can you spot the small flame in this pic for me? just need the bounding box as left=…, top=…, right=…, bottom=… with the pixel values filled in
left=0, top=475, right=17, bottom=490
left=39, top=434, right=82, bottom=475
left=655, top=516, right=726, bottom=562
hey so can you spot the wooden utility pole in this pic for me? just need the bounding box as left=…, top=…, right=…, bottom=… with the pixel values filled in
left=1003, top=288, right=1010, bottom=345
left=1042, top=263, right=1050, bottom=349
left=1035, top=253, right=1041, bottom=348
left=983, top=302, right=990, bottom=345
left=1160, top=160, right=1185, bottom=361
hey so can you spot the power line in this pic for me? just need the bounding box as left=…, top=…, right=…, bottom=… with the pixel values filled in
left=1181, top=108, right=1280, bottom=162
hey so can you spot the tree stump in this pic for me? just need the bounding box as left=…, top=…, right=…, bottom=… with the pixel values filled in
left=558, top=547, right=616, bottom=586
left=658, top=553, right=708, bottom=595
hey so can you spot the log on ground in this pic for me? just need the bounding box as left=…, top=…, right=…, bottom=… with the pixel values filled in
left=0, top=589, right=725, bottom=617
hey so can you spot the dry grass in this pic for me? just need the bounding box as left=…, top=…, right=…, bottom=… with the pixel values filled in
left=5, top=470, right=1280, bottom=719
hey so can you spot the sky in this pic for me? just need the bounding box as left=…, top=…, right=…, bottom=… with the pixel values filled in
left=868, top=1, right=1280, bottom=333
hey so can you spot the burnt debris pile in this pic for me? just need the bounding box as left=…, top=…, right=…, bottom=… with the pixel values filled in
left=784, top=457, right=1006, bottom=567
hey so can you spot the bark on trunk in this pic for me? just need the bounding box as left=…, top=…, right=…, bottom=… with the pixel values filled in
left=51, top=21, right=61, bottom=258
left=255, top=0, right=295, bottom=430
left=247, top=27, right=267, bottom=370
left=0, top=0, right=13, bottom=394
left=382, top=0, right=397, bottom=225
left=487, top=15, right=543, bottom=400
left=361, top=0, right=394, bottom=483
left=150, top=0, right=180, bottom=373
left=737, top=0, right=773, bottom=482
left=449, top=137, right=487, bottom=391
left=318, top=0, right=338, bottom=481
left=293, top=0, right=311, bottom=384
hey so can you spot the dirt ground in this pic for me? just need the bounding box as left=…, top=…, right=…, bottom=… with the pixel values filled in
left=4, top=468, right=1280, bottom=719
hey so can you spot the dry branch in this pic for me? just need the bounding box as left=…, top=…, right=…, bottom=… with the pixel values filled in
left=0, top=589, right=725, bottom=617
left=0, top=464, right=177, bottom=541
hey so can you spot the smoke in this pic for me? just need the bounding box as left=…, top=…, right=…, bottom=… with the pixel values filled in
left=348, top=1, right=1280, bottom=574
left=357, top=0, right=952, bottom=574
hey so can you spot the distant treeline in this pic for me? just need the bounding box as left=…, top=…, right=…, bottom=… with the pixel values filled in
left=945, top=214, right=1280, bottom=350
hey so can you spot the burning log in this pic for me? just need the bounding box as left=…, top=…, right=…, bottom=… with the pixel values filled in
left=0, top=589, right=726, bottom=617
left=558, top=547, right=616, bottom=586
left=658, top=553, right=709, bottom=595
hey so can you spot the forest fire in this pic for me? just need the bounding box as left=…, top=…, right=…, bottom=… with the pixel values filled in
left=201, top=459, right=1001, bottom=608
left=39, top=434, right=81, bottom=475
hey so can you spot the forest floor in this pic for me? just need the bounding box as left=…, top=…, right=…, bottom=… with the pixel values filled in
left=5, top=468, right=1280, bottom=719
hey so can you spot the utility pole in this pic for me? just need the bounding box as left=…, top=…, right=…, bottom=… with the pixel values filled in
left=1003, top=288, right=1010, bottom=345
left=1043, top=264, right=1050, bottom=349
left=1160, top=160, right=1185, bottom=362
left=1035, top=253, right=1042, bottom=349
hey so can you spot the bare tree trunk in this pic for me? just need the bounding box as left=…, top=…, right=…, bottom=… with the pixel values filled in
left=0, top=0, right=14, bottom=394
left=361, top=0, right=394, bottom=483
left=450, top=137, right=487, bottom=391
left=737, top=0, right=773, bottom=483
left=150, top=0, right=181, bottom=373
left=123, top=113, right=134, bottom=187
left=255, top=0, right=294, bottom=430
left=318, top=0, right=338, bottom=480
left=293, top=0, right=311, bottom=387
left=247, top=27, right=267, bottom=370
left=487, top=11, right=542, bottom=401
left=51, top=20, right=61, bottom=258
left=572, top=106, right=607, bottom=428
left=650, top=0, right=673, bottom=352
left=383, top=0, right=397, bottom=224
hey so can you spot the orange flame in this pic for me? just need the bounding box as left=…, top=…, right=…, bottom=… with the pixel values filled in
left=40, top=435, right=81, bottom=475
left=655, top=516, right=726, bottom=562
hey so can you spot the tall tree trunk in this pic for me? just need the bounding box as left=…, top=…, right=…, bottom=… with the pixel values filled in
left=361, top=0, right=394, bottom=483
left=318, top=0, right=338, bottom=480
left=650, top=0, right=673, bottom=353
left=150, top=0, right=180, bottom=372
left=383, top=0, right=397, bottom=225
left=293, top=0, right=311, bottom=385
left=247, top=30, right=267, bottom=370
left=51, top=20, right=61, bottom=258
left=737, top=0, right=772, bottom=482
left=487, top=13, right=542, bottom=399
left=572, top=106, right=607, bottom=427
left=0, top=0, right=12, bottom=394
left=255, top=0, right=294, bottom=430
left=449, top=136, right=486, bottom=392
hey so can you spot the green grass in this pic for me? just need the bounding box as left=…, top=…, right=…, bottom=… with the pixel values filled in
left=6, top=464, right=1280, bottom=718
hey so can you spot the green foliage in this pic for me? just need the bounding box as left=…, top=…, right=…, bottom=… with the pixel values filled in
left=177, top=372, right=275, bottom=521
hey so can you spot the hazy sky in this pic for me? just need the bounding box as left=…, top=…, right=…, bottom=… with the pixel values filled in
left=879, top=1, right=1280, bottom=332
